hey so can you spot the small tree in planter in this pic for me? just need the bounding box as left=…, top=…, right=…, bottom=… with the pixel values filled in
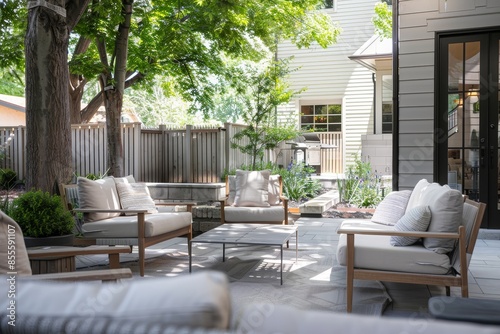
left=230, top=58, right=302, bottom=170
left=9, top=190, right=75, bottom=247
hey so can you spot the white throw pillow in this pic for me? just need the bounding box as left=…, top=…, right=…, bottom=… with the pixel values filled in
left=390, top=205, right=432, bottom=246
left=113, top=175, right=136, bottom=184
left=371, top=190, right=412, bottom=226
left=226, top=175, right=236, bottom=206
left=77, top=177, right=121, bottom=221
left=420, top=184, right=463, bottom=253
left=405, top=179, right=430, bottom=213
left=115, top=182, right=158, bottom=215
left=233, top=170, right=271, bottom=207
left=268, top=175, right=281, bottom=206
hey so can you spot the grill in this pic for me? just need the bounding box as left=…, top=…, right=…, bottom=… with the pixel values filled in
left=286, top=133, right=336, bottom=173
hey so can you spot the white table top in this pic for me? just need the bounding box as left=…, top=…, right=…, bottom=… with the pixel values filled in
left=192, top=223, right=297, bottom=246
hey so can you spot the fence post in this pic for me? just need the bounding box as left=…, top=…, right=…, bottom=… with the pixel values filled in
left=184, top=125, right=192, bottom=183
left=224, top=123, right=231, bottom=173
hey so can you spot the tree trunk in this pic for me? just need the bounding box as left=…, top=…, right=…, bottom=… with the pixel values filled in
left=103, top=0, right=133, bottom=177
left=105, top=90, right=123, bottom=176
left=25, top=0, right=73, bottom=193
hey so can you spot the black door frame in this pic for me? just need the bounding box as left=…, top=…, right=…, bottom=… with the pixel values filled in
left=436, top=29, right=500, bottom=229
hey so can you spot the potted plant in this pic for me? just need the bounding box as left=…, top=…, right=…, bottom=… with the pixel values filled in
left=9, top=190, right=75, bottom=247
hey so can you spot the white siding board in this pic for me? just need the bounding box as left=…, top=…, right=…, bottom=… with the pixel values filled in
left=399, top=107, right=434, bottom=120
left=399, top=79, right=434, bottom=94
left=399, top=120, right=434, bottom=133
left=399, top=93, right=434, bottom=108
left=399, top=66, right=434, bottom=80
left=399, top=39, right=435, bottom=54
left=399, top=0, right=439, bottom=14
left=399, top=52, right=434, bottom=68
left=400, top=27, right=436, bottom=42
left=427, top=12, right=500, bottom=32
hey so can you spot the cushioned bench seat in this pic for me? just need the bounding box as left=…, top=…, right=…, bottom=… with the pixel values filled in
left=81, top=212, right=192, bottom=238
left=223, top=206, right=285, bottom=223
left=336, top=224, right=452, bottom=275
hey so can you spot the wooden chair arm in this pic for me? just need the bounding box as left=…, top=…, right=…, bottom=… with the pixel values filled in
left=27, top=245, right=131, bottom=259
left=23, top=268, right=133, bottom=282
left=154, top=201, right=196, bottom=212
left=74, top=208, right=148, bottom=214
left=337, top=227, right=461, bottom=240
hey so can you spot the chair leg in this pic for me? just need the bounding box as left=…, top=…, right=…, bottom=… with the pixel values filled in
left=139, top=243, right=145, bottom=277
left=446, top=286, right=451, bottom=296
left=346, top=234, right=355, bottom=313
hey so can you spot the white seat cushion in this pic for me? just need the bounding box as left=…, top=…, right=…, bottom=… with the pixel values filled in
left=1, top=271, right=230, bottom=330
left=82, top=212, right=192, bottom=238
left=336, top=222, right=451, bottom=275
left=224, top=206, right=285, bottom=223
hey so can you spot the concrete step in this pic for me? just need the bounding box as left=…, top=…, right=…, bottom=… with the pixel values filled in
left=299, top=190, right=340, bottom=216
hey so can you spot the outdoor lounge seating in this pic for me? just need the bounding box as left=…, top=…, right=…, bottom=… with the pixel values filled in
left=2, top=269, right=500, bottom=333
left=336, top=179, right=486, bottom=312
left=219, top=170, right=289, bottom=225
left=60, top=175, right=193, bottom=277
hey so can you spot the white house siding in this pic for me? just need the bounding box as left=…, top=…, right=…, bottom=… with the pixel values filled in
left=397, top=0, right=500, bottom=190
left=277, top=0, right=380, bottom=171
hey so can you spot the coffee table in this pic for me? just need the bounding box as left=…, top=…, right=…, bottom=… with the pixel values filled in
left=189, top=224, right=298, bottom=285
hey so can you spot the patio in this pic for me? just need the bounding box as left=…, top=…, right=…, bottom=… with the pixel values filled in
left=75, top=215, right=500, bottom=318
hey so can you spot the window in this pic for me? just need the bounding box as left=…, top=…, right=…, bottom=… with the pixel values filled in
left=381, top=75, right=393, bottom=133
left=316, top=0, right=335, bottom=10
left=382, top=0, right=392, bottom=5
left=300, top=104, right=341, bottom=132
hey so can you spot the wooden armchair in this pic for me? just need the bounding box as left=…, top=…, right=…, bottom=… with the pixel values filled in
left=219, top=170, right=289, bottom=225
left=337, top=198, right=486, bottom=312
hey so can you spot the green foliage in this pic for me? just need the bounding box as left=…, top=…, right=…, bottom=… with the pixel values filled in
left=230, top=59, right=302, bottom=169
left=373, top=2, right=392, bottom=40
left=279, top=162, right=322, bottom=202
left=0, top=168, right=17, bottom=190
left=337, top=155, right=382, bottom=208
left=9, top=190, right=75, bottom=238
left=223, top=162, right=321, bottom=202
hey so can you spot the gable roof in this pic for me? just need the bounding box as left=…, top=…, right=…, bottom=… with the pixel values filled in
left=349, top=34, right=392, bottom=71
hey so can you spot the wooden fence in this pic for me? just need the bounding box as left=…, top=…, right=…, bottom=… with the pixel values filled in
left=0, top=124, right=343, bottom=183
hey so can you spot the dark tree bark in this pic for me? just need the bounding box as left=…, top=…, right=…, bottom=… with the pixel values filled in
left=25, top=0, right=90, bottom=193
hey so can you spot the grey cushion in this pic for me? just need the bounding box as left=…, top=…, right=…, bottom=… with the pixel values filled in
left=115, top=182, right=158, bottom=215
left=224, top=206, right=285, bottom=223
left=390, top=205, right=431, bottom=246
left=0, top=271, right=231, bottom=330
left=371, top=190, right=411, bottom=226
left=233, top=170, right=271, bottom=207
left=82, top=212, right=192, bottom=238
left=418, top=183, right=463, bottom=254
left=77, top=177, right=121, bottom=222
left=0, top=211, right=31, bottom=275
left=336, top=221, right=451, bottom=275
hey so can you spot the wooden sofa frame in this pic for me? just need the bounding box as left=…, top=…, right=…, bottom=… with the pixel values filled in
left=60, top=183, right=193, bottom=277
left=337, top=199, right=486, bottom=313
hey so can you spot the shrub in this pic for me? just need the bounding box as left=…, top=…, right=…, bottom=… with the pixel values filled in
left=0, top=168, right=17, bottom=190
left=337, top=155, right=383, bottom=208
left=9, top=190, right=75, bottom=238
left=279, top=162, right=322, bottom=202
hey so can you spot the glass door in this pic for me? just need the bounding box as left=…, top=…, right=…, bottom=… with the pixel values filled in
left=438, top=32, right=500, bottom=228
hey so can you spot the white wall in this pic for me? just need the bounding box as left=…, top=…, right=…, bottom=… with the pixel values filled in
left=277, top=0, right=380, bottom=171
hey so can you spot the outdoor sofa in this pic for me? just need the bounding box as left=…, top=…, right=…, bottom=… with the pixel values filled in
left=336, top=179, right=486, bottom=312
left=61, top=175, right=193, bottom=277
